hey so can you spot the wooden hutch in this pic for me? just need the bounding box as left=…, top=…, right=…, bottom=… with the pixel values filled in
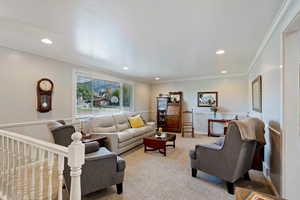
left=156, top=92, right=182, bottom=133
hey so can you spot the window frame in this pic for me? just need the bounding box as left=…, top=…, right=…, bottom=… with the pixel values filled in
left=73, top=70, right=135, bottom=117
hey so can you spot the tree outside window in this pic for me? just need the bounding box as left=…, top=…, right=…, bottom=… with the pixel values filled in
left=76, top=74, right=133, bottom=115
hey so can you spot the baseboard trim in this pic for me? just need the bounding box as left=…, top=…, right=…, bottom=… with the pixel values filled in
left=263, top=162, right=280, bottom=197
left=265, top=175, right=280, bottom=197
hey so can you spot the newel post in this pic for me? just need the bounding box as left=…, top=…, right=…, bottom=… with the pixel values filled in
left=68, top=132, right=85, bottom=200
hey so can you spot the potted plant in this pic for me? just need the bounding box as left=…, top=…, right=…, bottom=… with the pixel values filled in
left=210, top=105, right=218, bottom=119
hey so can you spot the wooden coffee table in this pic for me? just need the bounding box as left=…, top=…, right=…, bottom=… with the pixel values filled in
left=143, top=133, right=176, bottom=156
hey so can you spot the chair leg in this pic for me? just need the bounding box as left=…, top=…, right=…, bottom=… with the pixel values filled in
left=244, top=171, right=251, bottom=181
left=116, top=183, right=123, bottom=194
left=192, top=168, right=197, bottom=177
left=226, top=182, right=235, bottom=195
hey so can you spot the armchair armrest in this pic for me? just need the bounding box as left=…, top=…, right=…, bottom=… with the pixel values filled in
left=92, top=132, right=119, bottom=153
left=194, top=143, right=223, bottom=161
left=196, top=143, right=223, bottom=151
left=84, top=141, right=99, bottom=154
left=85, top=147, right=117, bottom=161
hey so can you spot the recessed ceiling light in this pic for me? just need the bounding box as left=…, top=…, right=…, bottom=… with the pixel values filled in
left=280, top=65, right=283, bottom=68
left=155, top=77, right=160, bottom=80
left=123, top=66, right=129, bottom=70
left=220, top=70, right=228, bottom=74
left=216, top=49, right=225, bottom=55
left=41, top=38, right=53, bottom=45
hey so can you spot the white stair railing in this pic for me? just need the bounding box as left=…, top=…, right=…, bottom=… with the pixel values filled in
left=0, top=129, right=85, bottom=200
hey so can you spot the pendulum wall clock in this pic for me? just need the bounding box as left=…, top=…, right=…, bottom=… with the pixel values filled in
left=37, top=78, right=54, bottom=113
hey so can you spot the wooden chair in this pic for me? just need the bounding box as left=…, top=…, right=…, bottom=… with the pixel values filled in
left=182, top=110, right=194, bottom=137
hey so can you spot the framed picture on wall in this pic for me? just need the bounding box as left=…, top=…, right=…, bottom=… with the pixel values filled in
left=197, top=91, right=218, bottom=107
left=252, top=75, right=262, bottom=112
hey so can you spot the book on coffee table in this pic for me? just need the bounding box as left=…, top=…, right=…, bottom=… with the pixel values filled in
left=155, top=133, right=167, bottom=139
left=246, top=192, right=274, bottom=200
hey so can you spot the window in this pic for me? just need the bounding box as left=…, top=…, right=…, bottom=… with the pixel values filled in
left=76, top=73, right=133, bottom=115
left=122, top=83, right=133, bottom=110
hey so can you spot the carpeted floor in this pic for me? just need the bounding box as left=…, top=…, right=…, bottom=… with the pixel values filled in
left=84, top=135, right=273, bottom=200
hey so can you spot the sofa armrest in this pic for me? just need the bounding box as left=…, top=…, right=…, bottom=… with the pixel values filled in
left=146, top=122, right=156, bottom=129
left=92, top=132, right=119, bottom=154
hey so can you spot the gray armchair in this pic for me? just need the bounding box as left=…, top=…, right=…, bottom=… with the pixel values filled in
left=189, top=121, right=257, bottom=194
left=50, top=123, right=125, bottom=196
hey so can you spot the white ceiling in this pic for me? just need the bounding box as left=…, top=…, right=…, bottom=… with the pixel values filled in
left=0, top=0, right=283, bottom=82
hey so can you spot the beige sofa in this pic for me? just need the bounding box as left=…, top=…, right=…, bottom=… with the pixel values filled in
left=89, top=114, right=156, bottom=154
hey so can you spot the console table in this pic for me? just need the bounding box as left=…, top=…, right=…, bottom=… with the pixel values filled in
left=208, top=119, right=232, bottom=137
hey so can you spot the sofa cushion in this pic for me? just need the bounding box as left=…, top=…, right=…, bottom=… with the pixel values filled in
left=118, top=130, right=135, bottom=142
left=113, top=114, right=130, bottom=131
left=91, top=116, right=117, bottom=133
left=127, top=126, right=153, bottom=137
left=118, top=136, right=141, bottom=148
left=128, top=115, right=145, bottom=128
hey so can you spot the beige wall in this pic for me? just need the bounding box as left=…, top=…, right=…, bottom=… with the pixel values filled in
left=150, top=76, right=249, bottom=133
left=248, top=1, right=300, bottom=198
left=248, top=24, right=283, bottom=195
left=0, top=46, right=151, bottom=141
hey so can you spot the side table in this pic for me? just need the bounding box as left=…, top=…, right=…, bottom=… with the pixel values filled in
left=82, top=134, right=107, bottom=147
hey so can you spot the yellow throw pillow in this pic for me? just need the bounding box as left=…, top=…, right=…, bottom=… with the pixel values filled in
left=128, top=115, right=145, bottom=128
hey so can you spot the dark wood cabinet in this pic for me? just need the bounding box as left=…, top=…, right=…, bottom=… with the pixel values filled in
left=157, top=92, right=182, bottom=133
left=156, top=97, right=168, bottom=129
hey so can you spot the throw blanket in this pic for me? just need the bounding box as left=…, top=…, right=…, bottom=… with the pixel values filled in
left=233, top=117, right=266, bottom=144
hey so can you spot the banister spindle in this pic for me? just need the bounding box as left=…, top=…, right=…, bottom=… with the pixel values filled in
left=38, top=149, right=45, bottom=200
left=23, top=143, right=29, bottom=200
left=10, top=139, right=16, bottom=200
left=16, top=141, right=22, bottom=200
left=57, top=155, right=64, bottom=200
left=68, top=132, right=85, bottom=200
left=47, top=152, right=54, bottom=200
left=5, top=137, right=10, bottom=198
left=30, top=146, right=37, bottom=199
left=0, top=136, right=4, bottom=197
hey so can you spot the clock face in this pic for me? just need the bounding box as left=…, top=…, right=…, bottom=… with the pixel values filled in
left=39, top=80, right=52, bottom=91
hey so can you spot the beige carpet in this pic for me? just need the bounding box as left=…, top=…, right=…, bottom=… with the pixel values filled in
left=84, top=135, right=273, bottom=200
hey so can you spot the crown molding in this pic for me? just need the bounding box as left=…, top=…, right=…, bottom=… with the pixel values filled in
left=151, top=73, right=248, bottom=84
left=248, top=0, right=292, bottom=74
